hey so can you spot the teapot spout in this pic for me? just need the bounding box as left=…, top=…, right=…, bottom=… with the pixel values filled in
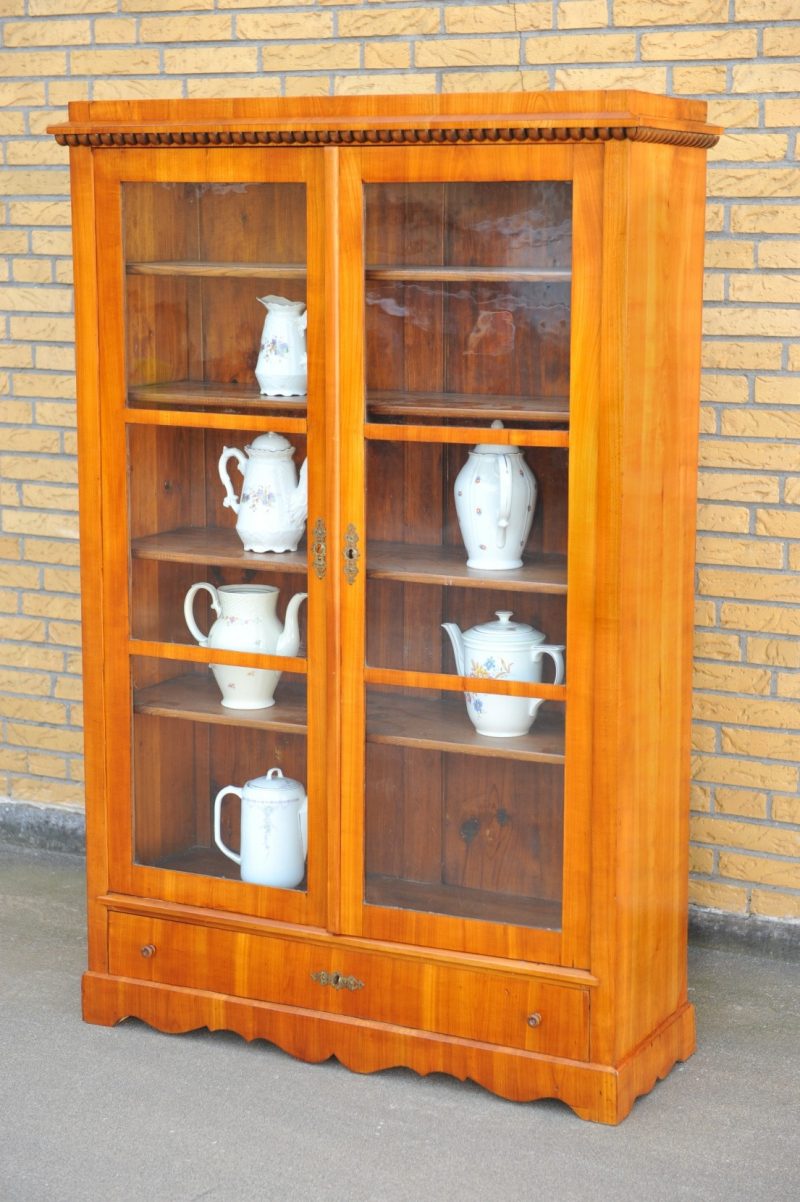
left=276, top=591, right=308, bottom=657
left=289, top=457, right=308, bottom=527
left=441, top=623, right=467, bottom=677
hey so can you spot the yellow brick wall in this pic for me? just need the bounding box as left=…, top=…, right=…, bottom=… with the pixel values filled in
left=1, top=1, right=798, bottom=923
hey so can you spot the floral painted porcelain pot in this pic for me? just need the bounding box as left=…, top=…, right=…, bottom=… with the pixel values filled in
left=454, top=422, right=536, bottom=571
left=214, top=768, right=308, bottom=889
left=219, top=431, right=308, bottom=554
left=255, top=295, right=307, bottom=397
left=184, top=582, right=307, bottom=709
left=442, top=610, right=564, bottom=737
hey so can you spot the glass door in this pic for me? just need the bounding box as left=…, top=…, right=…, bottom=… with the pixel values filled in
left=339, top=146, right=601, bottom=965
left=94, top=149, right=329, bottom=927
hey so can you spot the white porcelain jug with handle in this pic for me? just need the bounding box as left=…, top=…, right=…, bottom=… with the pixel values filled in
left=214, top=768, right=308, bottom=889
left=442, top=610, right=564, bottom=737
left=454, top=421, right=536, bottom=570
left=218, top=432, right=308, bottom=554
left=183, top=582, right=307, bottom=709
left=255, top=295, right=307, bottom=397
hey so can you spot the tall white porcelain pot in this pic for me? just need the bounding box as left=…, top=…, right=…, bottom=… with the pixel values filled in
left=255, top=295, right=307, bottom=397
left=454, top=421, right=536, bottom=570
left=214, top=768, right=308, bottom=889
left=442, top=610, right=564, bottom=737
left=184, top=583, right=307, bottom=709
left=219, top=431, right=308, bottom=554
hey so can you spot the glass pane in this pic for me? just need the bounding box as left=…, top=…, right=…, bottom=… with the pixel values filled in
left=364, top=181, right=571, bottom=428
left=364, top=691, right=564, bottom=930
left=361, top=179, right=570, bottom=933
left=132, top=657, right=308, bottom=890
left=122, top=182, right=307, bottom=415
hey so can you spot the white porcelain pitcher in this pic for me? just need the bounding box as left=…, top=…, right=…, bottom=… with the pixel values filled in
left=184, top=583, right=307, bottom=709
left=442, top=610, right=564, bottom=737
left=255, top=295, right=307, bottom=397
left=214, top=768, right=308, bottom=889
left=219, top=432, right=308, bottom=554
left=454, top=421, right=536, bottom=570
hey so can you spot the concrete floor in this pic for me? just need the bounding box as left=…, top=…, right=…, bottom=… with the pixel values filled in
left=1, top=843, right=798, bottom=1202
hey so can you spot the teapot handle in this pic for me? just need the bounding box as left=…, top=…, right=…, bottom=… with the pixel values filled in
left=184, top=582, right=221, bottom=647
left=530, top=643, right=565, bottom=684
left=528, top=644, right=565, bottom=719
left=496, top=454, right=513, bottom=549
left=218, top=446, right=247, bottom=513
left=213, top=786, right=243, bottom=866
left=298, top=794, right=308, bottom=862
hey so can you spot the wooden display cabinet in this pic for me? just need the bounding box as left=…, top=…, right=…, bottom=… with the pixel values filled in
left=51, top=92, right=719, bottom=1123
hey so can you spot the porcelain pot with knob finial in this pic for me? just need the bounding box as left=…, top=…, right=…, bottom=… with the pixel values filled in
left=255, top=294, right=307, bottom=397
left=442, top=610, right=564, bottom=738
left=183, top=582, right=307, bottom=709
left=214, top=768, right=308, bottom=889
left=218, top=431, right=308, bottom=554
left=454, top=420, right=537, bottom=570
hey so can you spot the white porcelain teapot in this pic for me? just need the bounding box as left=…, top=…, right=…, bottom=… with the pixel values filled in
left=184, top=582, right=307, bottom=709
left=442, top=611, right=564, bottom=737
left=255, top=295, right=307, bottom=397
left=454, top=421, right=536, bottom=570
left=219, top=432, right=308, bottom=554
left=214, top=768, right=308, bottom=889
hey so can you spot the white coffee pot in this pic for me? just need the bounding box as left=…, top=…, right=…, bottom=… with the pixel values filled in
left=454, top=421, right=536, bottom=570
left=442, top=610, right=564, bottom=738
left=219, top=432, right=308, bottom=554
left=184, top=582, right=307, bottom=709
left=214, top=768, right=308, bottom=889
left=255, top=295, right=307, bottom=397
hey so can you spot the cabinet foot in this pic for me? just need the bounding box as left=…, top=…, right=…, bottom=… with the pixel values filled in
left=81, top=972, right=694, bottom=1124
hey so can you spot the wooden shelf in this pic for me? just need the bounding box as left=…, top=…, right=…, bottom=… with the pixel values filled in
left=149, top=844, right=307, bottom=889
left=365, top=266, right=570, bottom=284
left=368, top=693, right=565, bottom=763
left=133, top=673, right=307, bottom=732
left=367, top=543, right=567, bottom=593
left=128, top=381, right=307, bottom=415
left=126, top=260, right=306, bottom=278
left=368, top=391, right=568, bottom=424
left=131, top=526, right=308, bottom=573
left=365, top=874, right=561, bottom=929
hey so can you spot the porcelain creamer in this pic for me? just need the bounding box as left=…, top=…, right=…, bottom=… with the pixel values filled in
left=454, top=421, right=536, bottom=570
left=255, top=295, right=307, bottom=397
left=442, top=610, right=564, bottom=737
left=219, top=431, right=308, bottom=554
left=214, top=768, right=308, bottom=889
left=184, top=582, right=307, bottom=709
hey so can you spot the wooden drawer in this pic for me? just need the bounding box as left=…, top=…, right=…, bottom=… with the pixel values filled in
left=108, top=912, right=590, bottom=1061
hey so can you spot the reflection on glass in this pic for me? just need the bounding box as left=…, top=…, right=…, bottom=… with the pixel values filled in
left=364, top=182, right=572, bottom=423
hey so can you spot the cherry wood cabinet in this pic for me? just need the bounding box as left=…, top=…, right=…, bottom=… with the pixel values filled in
left=51, top=92, right=719, bottom=1124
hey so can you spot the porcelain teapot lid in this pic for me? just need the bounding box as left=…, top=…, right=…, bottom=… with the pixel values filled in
left=472, top=420, right=524, bottom=456
left=247, top=432, right=295, bottom=457
left=464, top=611, right=545, bottom=646
left=244, top=768, right=306, bottom=803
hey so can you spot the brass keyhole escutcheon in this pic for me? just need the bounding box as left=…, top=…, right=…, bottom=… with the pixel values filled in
left=311, top=517, right=327, bottom=580
left=343, top=523, right=360, bottom=584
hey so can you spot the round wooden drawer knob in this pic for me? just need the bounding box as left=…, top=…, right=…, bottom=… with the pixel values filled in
left=140, top=943, right=157, bottom=958
left=527, top=1012, right=542, bottom=1028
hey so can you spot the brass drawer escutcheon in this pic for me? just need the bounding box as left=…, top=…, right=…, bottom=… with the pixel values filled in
left=311, top=969, right=365, bottom=992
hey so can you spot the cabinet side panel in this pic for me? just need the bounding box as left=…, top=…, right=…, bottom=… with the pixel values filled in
left=596, top=141, right=704, bottom=1062
left=70, top=147, right=108, bottom=971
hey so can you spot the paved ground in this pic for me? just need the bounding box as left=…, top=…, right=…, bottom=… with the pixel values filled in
left=1, top=842, right=798, bottom=1202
